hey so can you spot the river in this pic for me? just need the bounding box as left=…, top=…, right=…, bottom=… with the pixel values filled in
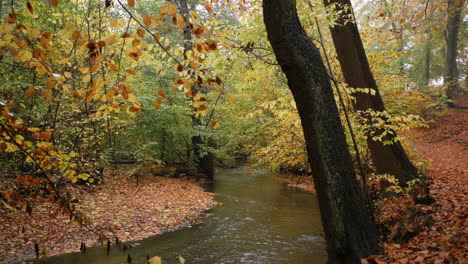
left=35, top=168, right=326, bottom=264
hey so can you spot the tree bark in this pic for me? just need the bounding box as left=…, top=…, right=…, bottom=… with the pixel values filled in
left=263, top=1, right=380, bottom=262
left=423, top=33, right=432, bottom=87
left=323, top=0, right=419, bottom=186
left=178, top=0, right=215, bottom=179
left=444, top=0, right=462, bottom=107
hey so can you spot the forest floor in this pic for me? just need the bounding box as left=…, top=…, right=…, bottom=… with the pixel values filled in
left=0, top=166, right=217, bottom=263
left=366, top=94, right=467, bottom=264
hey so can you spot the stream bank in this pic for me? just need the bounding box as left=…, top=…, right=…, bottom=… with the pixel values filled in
left=32, top=167, right=326, bottom=264
left=0, top=165, right=217, bottom=263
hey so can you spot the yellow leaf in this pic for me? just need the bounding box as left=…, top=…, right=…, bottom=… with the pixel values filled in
left=176, top=14, right=185, bottom=29
left=107, top=36, right=117, bottom=45
left=178, top=255, right=185, bottom=264
left=168, top=4, right=178, bottom=16
left=110, top=18, right=119, bottom=27
left=82, top=73, right=91, bottom=83
left=160, top=5, right=168, bottom=16
left=68, top=221, right=79, bottom=227
left=205, top=3, right=214, bottom=13
left=148, top=256, right=162, bottom=264
left=16, top=50, right=32, bottom=62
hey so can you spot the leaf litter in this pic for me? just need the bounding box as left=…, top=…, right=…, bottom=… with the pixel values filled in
left=0, top=165, right=217, bottom=263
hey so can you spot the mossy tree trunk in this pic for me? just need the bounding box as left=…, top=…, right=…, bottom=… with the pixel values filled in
left=178, top=0, right=214, bottom=179
left=423, top=33, right=432, bottom=87
left=263, top=1, right=380, bottom=262
left=323, top=0, right=420, bottom=186
left=444, top=0, right=462, bottom=107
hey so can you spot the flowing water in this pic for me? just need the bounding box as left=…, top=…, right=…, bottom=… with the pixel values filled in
left=36, top=168, right=326, bottom=264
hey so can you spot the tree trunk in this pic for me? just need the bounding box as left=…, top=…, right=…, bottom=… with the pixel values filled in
left=178, top=0, right=214, bottom=179
left=444, top=0, right=462, bottom=107
left=323, top=0, right=419, bottom=186
left=423, top=33, right=432, bottom=88
left=263, top=1, right=380, bottom=262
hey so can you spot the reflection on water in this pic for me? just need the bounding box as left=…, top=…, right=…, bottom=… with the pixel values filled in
left=36, top=168, right=326, bottom=264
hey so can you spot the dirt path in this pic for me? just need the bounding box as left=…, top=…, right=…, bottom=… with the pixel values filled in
left=371, top=95, right=467, bottom=263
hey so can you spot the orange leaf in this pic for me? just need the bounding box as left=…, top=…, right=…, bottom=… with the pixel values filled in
left=143, top=15, right=151, bottom=26
left=39, top=132, right=52, bottom=141
left=72, top=31, right=81, bottom=40
left=136, top=28, right=144, bottom=38
left=46, top=77, right=57, bottom=89
left=126, top=69, right=136, bottom=74
left=132, top=39, right=141, bottom=47
left=189, top=62, right=198, bottom=70
left=127, top=0, right=135, bottom=7
left=32, top=178, right=41, bottom=186
left=154, top=34, right=161, bottom=42
left=41, top=89, right=53, bottom=102
left=25, top=87, right=36, bottom=98
left=211, top=121, right=219, bottom=129
left=0, top=143, right=7, bottom=151
left=205, top=3, right=213, bottom=13
left=158, top=89, right=165, bottom=96
left=16, top=175, right=25, bottom=185
left=90, top=64, right=100, bottom=73
left=128, top=106, right=141, bottom=112
left=167, top=4, right=178, bottom=16
left=120, top=33, right=132, bottom=38
left=6, top=13, right=16, bottom=24
left=50, top=0, right=59, bottom=7
left=109, top=64, right=118, bottom=71
left=174, top=78, right=184, bottom=85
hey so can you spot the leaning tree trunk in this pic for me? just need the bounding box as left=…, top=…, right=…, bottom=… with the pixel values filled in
left=263, top=1, right=380, bottom=262
left=178, top=0, right=215, bottom=179
left=444, top=0, right=462, bottom=107
left=323, top=0, right=419, bottom=186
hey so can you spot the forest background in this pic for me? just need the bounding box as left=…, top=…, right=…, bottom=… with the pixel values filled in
left=0, top=0, right=466, bottom=263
